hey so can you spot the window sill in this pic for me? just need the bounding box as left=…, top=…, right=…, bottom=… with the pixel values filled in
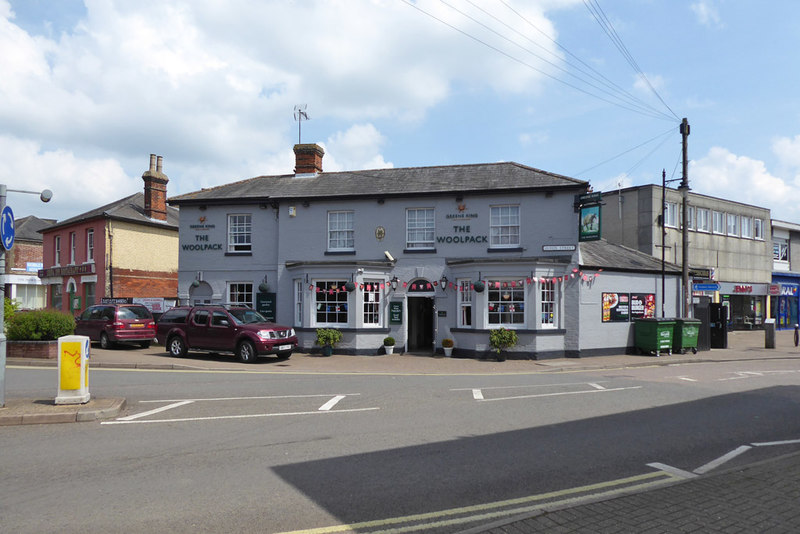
left=225, top=252, right=252, bottom=257
left=325, top=250, right=356, bottom=256
left=487, top=247, right=523, bottom=253
left=404, top=248, right=437, bottom=254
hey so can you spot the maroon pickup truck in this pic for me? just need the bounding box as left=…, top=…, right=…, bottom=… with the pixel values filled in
left=156, top=305, right=297, bottom=362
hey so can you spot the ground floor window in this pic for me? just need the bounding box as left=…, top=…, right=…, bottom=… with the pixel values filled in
left=488, top=279, right=524, bottom=325
left=294, top=279, right=304, bottom=327
left=84, top=282, right=96, bottom=307
left=363, top=280, right=382, bottom=326
left=51, top=284, right=62, bottom=310
left=458, top=279, right=472, bottom=326
left=315, top=280, right=348, bottom=325
left=541, top=280, right=556, bottom=327
left=14, top=284, right=45, bottom=309
left=228, top=282, right=254, bottom=307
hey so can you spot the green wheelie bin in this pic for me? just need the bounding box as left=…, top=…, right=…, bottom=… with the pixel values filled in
left=634, top=318, right=675, bottom=356
left=673, top=317, right=701, bottom=354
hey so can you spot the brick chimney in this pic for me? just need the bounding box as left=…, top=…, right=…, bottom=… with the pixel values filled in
left=294, top=144, right=324, bottom=175
left=142, top=154, right=169, bottom=220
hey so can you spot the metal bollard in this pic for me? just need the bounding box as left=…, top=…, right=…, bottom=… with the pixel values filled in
left=795, top=324, right=799, bottom=347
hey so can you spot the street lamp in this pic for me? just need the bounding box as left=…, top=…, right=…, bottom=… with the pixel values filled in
left=0, top=184, right=53, bottom=407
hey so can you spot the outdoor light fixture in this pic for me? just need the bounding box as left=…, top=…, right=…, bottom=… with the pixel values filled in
left=439, top=275, right=448, bottom=292
left=390, top=276, right=399, bottom=291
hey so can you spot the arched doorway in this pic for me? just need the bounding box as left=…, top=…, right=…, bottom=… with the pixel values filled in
left=189, top=281, right=213, bottom=305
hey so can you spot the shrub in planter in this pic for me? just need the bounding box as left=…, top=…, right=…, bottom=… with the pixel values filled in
left=383, top=336, right=395, bottom=346
left=7, top=309, right=75, bottom=341
left=489, top=327, right=518, bottom=361
left=315, top=328, right=342, bottom=356
left=441, top=338, right=454, bottom=348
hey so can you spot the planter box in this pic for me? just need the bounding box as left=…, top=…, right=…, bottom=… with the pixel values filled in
left=7, top=340, right=58, bottom=359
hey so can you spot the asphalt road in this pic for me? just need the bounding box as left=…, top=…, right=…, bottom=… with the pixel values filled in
left=3, top=358, right=800, bottom=533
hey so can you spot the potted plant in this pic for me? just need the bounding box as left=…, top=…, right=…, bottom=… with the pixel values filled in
left=315, top=328, right=342, bottom=356
left=489, top=327, right=518, bottom=362
left=383, top=336, right=395, bottom=355
left=441, top=338, right=454, bottom=357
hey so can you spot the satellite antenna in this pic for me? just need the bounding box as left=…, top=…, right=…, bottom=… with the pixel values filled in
left=293, top=104, right=309, bottom=143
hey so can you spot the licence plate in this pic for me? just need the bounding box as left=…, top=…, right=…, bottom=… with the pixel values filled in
left=276, top=344, right=292, bottom=351
left=130, top=324, right=145, bottom=328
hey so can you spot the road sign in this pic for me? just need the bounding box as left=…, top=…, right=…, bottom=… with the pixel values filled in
left=693, top=282, right=720, bottom=292
left=1, top=205, right=14, bottom=251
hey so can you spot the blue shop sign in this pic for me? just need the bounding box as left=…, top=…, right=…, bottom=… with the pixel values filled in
left=780, top=284, right=798, bottom=297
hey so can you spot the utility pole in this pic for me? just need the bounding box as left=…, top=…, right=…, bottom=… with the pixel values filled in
left=679, top=118, right=691, bottom=317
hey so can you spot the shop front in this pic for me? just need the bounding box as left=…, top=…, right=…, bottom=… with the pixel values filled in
left=770, top=275, right=800, bottom=329
left=718, top=282, right=768, bottom=330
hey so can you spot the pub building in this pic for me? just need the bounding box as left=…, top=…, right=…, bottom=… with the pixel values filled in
left=167, top=144, right=682, bottom=359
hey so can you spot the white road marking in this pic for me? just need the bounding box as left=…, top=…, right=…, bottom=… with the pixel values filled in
left=752, top=438, right=800, bottom=447
left=102, top=407, right=380, bottom=425
left=319, top=395, right=345, bottom=411
left=451, top=381, right=610, bottom=392
left=588, top=383, right=605, bottom=390
left=693, top=445, right=752, bottom=474
left=472, top=389, right=484, bottom=400
left=478, top=386, right=642, bottom=402
left=140, top=393, right=360, bottom=403
left=118, top=400, right=194, bottom=421
left=676, top=376, right=697, bottom=382
left=646, top=462, right=698, bottom=479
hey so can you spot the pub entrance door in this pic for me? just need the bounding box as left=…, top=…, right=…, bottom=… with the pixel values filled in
left=408, top=296, right=434, bottom=353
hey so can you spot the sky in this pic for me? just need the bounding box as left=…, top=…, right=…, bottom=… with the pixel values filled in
left=2, top=0, right=800, bottom=225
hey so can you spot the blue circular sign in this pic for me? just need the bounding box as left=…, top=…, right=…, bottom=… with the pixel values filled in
left=1, top=205, right=14, bottom=251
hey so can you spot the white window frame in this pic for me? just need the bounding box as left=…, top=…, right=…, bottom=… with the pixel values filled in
left=69, top=232, right=76, bottom=264
left=754, top=218, right=764, bottom=240
left=696, top=208, right=710, bottom=233
left=740, top=216, right=753, bottom=239
left=487, top=279, right=525, bottom=326
left=664, top=202, right=679, bottom=228
left=362, top=280, right=382, bottom=327
left=328, top=211, right=354, bottom=251
left=294, top=279, right=304, bottom=327
left=712, top=211, right=725, bottom=235
left=727, top=213, right=739, bottom=237
left=54, top=236, right=61, bottom=266
left=227, top=282, right=253, bottom=307
left=490, top=205, right=520, bottom=248
left=540, top=280, right=556, bottom=328
left=86, top=229, right=94, bottom=262
left=458, top=278, right=472, bottom=327
left=774, top=238, right=789, bottom=262
left=314, top=280, right=349, bottom=326
left=406, top=208, right=435, bottom=249
left=685, top=206, right=695, bottom=230
left=227, top=214, right=252, bottom=253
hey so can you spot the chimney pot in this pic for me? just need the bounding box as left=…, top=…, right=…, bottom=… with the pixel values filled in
left=156, top=155, right=163, bottom=173
left=142, top=154, right=169, bottom=221
left=149, top=154, right=156, bottom=171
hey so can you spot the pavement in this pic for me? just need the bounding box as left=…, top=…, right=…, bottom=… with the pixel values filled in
left=3, top=328, right=800, bottom=532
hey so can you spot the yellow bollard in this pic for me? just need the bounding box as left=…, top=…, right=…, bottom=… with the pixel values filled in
left=55, top=335, right=91, bottom=404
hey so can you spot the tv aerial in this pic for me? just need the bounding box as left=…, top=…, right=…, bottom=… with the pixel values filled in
left=293, top=104, right=309, bottom=143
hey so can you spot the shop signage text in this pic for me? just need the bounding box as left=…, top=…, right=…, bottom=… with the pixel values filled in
left=437, top=225, right=488, bottom=244
left=182, top=234, right=223, bottom=251
left=39, top=263, right=96, bottom=278
left=733, top=285, right=753, bottom=293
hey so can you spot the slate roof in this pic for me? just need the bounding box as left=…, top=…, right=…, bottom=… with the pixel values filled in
left=168, top=162, right=587, bottom=205
left=14, top=215, right=57, bottom=242
left=41, top=192, right=179, bottom=232
left=580, top=238, right=681, bottom=274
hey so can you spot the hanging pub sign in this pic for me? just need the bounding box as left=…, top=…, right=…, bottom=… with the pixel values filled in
left=389, top=301, right=403, bottom=325
left=256, top=292, right=276, bottom=322
left=576, top=191, right=602, bottom=242
left=602, top=292, right=630, bottom=322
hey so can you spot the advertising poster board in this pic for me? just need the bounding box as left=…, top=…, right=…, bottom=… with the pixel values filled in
left=630, top=293, right=656, bottom=319
left=602, top=292, right=630, bottom=322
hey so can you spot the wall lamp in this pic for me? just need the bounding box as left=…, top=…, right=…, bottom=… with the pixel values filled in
left=439, top=274, right=448, bottom=292
left=390, top=276, right=399, bottom=291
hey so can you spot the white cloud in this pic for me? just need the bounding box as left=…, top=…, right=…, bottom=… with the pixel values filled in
left=772, top=134, right=800, bottom=170
left=323, top=124, right=393, bottom=172
left=690, top=1, right=723, bottom=28
left=691, top=146, right=796, bottom=219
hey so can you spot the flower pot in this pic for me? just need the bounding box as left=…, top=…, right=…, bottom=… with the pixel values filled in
left=443, top=347, right=453, bottom=357
left=384, top=345, right=394, bottom=355
left=322, top=345, right=333, bottom=357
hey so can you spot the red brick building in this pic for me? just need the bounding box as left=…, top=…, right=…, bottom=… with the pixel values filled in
left=39, top=155, right=179, bottom=314
left=4, top=215, right=55, bottom=309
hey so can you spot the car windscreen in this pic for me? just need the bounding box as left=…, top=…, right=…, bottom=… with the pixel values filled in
left=227, top=308, right=267, bottom=324
left=118, top=306, right=152, bottom=320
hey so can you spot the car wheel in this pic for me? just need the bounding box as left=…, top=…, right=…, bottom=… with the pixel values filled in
left=139, top=341, right=151, bottom=349
left=276, top=351, right=292, bottom=360
left=100, top=333, right=112, bottom=350
left=237, top=340, right=257, bottom=363
left=168, top=336, right=187, bottom=357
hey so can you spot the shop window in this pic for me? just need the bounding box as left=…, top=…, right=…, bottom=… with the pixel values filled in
left=487, top=280, right=524, bottom=325
left=490, top=205, right=520, bottom=248
left=712, top=211, right=724, bottom=234
left=696, top=208, right=710, bottom=233
left=406, top=208, right=435, bottom=249
left=362, top=281, right=382, bottom=326
left=227, top=214, right=252, bottom=253
left=541, top=280, right=556, bottom=328
left=328, top=211, right=354, bottom=251
left=458, top=279, right=472, bottom=327
left=727, top=213, right=739, bottom=236
left=51, top=284, right=62, bottom=309
left=84, top=282, right=95, bottom=307
left=86, top=229, right=94, bottom=262
left=315, top=280, right=348, bottom=325
left=294, top=280, right=304, bottom=327
left=54, top=236, right=61, bottom=266
left=664, top=202, right=678, bottom=228
left=228, top=282, right=253, bottom=307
